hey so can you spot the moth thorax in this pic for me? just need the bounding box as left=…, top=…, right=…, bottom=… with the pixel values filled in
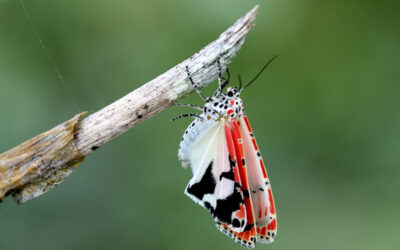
left=204, top=94, right=244, bottom=121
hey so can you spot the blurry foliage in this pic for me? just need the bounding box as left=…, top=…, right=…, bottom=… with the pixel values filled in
left=0, top=0, right=399, bottom=250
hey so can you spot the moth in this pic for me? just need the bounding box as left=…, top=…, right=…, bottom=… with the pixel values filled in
left=175, top=57, right=278, bottom=248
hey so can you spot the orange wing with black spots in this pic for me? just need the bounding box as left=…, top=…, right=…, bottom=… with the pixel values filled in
left=216, top=121, right=257, bottom=248
left=239, top=115, right=277, bottom=243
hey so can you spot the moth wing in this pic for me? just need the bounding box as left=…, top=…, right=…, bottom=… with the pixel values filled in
left=239, top=115, right=277, bottom=243
left=184, top=121, right=222, bottom=205
left=216, top=121, right=257, bottom=248
left=184, top=121, right=247, bottom=232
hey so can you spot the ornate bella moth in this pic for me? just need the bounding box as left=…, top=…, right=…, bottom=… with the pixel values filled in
left=175, top=57, right=278, bottom=248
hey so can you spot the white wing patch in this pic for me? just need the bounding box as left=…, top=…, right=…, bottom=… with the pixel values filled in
left=178, top=118, right=216, bottom=169
left=189, top=122, right=223, bottom=187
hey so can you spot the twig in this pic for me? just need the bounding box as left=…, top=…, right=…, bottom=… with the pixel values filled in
left=0, top=5, right=259, bottom=204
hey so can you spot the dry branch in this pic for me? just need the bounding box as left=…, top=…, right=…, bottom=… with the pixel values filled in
left=0, top=5, right=259, bottom=204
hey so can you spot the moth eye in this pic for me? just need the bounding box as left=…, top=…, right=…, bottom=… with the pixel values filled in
left=227, top=91, right=233, bottom=97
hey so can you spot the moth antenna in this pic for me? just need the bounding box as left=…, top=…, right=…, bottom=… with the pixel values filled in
left=238, top=74, right=242, bottom=89
left=241, top=55, right=278, bottom=91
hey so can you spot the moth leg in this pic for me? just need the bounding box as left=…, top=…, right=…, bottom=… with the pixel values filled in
left=171, top=113, right=203, bottom=122
left=221, top=67, right=230, bottom=90
left=186, top=65, right=208, bottom=101
left=214, top=58, right=230, bottom=97
left=174, top=103, right=203, bottom=111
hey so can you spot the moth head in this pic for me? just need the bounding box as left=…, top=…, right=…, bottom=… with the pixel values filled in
left=226, top=87, right=240, bottom=98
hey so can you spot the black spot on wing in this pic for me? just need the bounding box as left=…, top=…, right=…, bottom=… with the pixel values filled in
left=220, top=171, right=234, bottom=181
left=204, top=202, right=213, bottom=213
left=243, top=223, right=254, bottom=232
left=228, top=154, right=236, bottom=167
left=212, top=184, right=244, bottom=225
left=232, top=219, right=240, bottom=227
left=186, top=161, right=216, bottom=200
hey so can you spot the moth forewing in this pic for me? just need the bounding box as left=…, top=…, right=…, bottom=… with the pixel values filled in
left=239, top=115, right=277, bottom=242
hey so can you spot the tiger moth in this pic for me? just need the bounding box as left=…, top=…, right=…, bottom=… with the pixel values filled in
left=175, top=57, right=278, bottom=248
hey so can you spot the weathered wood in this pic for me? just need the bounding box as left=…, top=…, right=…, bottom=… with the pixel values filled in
left=0, top=113, right=87, bottom=203
left=0, top=5, right=259, bottom=204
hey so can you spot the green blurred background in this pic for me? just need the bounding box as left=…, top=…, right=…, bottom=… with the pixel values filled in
left=1, top=0, right=399, bottom=249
